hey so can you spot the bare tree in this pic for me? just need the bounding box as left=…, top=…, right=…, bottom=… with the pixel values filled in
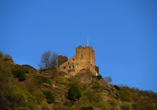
left=104, top=76, right=113, bottom=84
left=38, top=51, right=58, bottom=70
left=49, top=52, right=58, bottom=68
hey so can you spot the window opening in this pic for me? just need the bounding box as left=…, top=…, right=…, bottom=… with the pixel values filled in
left=69, top=66, right=71, bottom=68
left=73, top=58, right=74, bottom=61
left=63, top=66, right=66, bottom=69
left=73, top=65, right=74, bottom=68
left=81, top=54, right=83, bottom=59
left=68, top=62, right=70, bottom=64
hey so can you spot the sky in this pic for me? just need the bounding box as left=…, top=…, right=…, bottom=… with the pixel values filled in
left=0, top=0, right=157, bottom=93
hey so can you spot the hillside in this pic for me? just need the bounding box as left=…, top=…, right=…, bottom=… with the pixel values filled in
left=0, top=58, right=157, bottom=110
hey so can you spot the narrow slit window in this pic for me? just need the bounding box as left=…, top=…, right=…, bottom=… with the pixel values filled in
left=81, top=54, right=83, bottom=59
left=73, top=65, right=74, bottom=68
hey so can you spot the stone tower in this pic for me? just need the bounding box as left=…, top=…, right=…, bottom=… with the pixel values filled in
left=58, top=45, right=98, bottom=77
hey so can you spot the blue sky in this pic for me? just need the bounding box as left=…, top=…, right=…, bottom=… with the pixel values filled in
left=0, top=0, right=157, bottom=93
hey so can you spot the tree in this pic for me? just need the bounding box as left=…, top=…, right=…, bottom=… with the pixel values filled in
left=49, top=52, right=58, bottom=68
left=0, top=52, right=4, bottom=58
left=104, top=76, right=112, bottom=84
left=38, top=51, right=58, bottom=69
left=3, top=54, right=12, bottom=59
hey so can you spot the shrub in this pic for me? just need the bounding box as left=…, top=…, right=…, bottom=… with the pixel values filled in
left=43, top=91, right=55, bottom=104
left=109, top=98, right=119, bottom=106
left=97, top=75, right=103, bottom=80
left=114, top=85, right=120, bottom=90
left=38, top=77, right=51, bottom=85
left=96, top=102, right=107, bottom=110
left=80, top=106, right=94, bottom=110
left=57, top=76, right=69, bottom=86
left=64, top=101, right=74, bottom=107
left=80, top=96, right=90, bottom=104
left=12, top=69, right=29, bottom=81
left=0, top=52, right=4, bottom=58
left=3, top=83, right=36, bottom=109
left=119, top=87, right=132, bottom=102
left=92, top=82, right=105, bottom=92
left=69, top=77, right=83, bottom=91
left=121, top=103, right=132, bottom=110
left=84, top=91, right=102, bottom=103
left=3, top=54, right=12, bottom=59
left=67, top=86, right=81, bottom=101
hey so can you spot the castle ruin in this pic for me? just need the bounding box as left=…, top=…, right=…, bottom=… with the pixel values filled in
left=58, top=46, right=99, bottom=77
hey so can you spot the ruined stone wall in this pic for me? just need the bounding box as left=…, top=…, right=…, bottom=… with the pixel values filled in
left=58, top=46, right=96, bottom=76
left=76, top=46, right=95, bottom=75
left=58, top=55, right=77, bottom=76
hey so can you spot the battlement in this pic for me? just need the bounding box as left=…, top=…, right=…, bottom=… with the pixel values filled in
left=76, top=45, right=94, bottom=50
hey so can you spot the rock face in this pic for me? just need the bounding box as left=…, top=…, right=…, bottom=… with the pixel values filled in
left=75, top=69, right=94, bottom=83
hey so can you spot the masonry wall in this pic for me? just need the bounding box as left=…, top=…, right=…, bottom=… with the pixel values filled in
left=58, top=46, right=96, bottom=76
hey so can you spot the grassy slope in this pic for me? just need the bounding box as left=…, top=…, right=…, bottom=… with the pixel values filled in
left=0, top=58, right=156, bottom=110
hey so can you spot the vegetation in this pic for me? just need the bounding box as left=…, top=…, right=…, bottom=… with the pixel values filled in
left=64, top=101, right=74, bottom=107
left=38, top=51, right=58, bottom=69
left=0, top=52, right=12, bottom=59
left=104, top=76, right=112, bottom=84
left=12, top=69, right=29, bottom=81
left=109, top=98, right=119, bottom=106
left=121, top=103, right=132, bottom=110
left=57, top=76, right=69, bottom=86
left=0, top=52, right=157, bottom=110
left=43, top=91, right=55, bottom=104
left=80, top=106, right=94, bottom=110
left=114, top=85, right=120, bottom=90
left=96, top=75, right=103, bottom=80
left=67, top=86, right=82, bottom=101
left=38, top=77, right=51, bottom=85
left=119, top=87, right=132, bottom=102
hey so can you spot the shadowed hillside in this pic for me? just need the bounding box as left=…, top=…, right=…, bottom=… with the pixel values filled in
left=0, top=58, right=156, bottom=110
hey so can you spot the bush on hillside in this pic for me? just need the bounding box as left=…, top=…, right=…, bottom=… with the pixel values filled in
left=38, top=77, right=51, bottom=85
left=12, top=69, right=29, bottom=81
left=119, top=87, right=132, bottom=102
left=92, top=82, right=105, bottom=92
left=109, top=98, right=119, bottom=106
left=80, top=106, right=94, bottom=110
left=0, top=52, right=4, bottom=58
left=3, top=83, right=36, bottom=110
left=43, top=91, right=55, bottom=104
left=97, top=75, right=103, bottom=80
left=57, top=76, right=69, bottom=86
left=67, top=86, right=81, bottom=101
left=84, top=91, right=102, bottom=103
left=64, top=101, right=74, bottom=107
left=96, top=102, right=107, bottom=110
left=121, top=103, right=132, bottom=110
left=114, top=85, right=120, bottom=90
left=3, top=54, right=12, bottom=59
left=69, top=77, right=83, bottom=89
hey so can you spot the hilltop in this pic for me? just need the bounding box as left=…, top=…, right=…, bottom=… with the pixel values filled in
left=0, top=58, right=157, bottom=110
